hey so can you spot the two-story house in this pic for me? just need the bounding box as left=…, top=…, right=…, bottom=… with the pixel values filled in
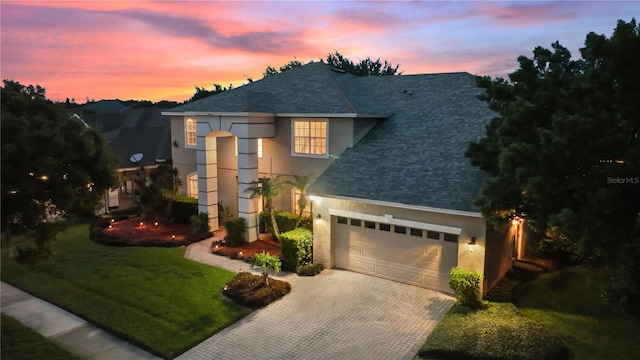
left=164, top=62, right=522, bottom=294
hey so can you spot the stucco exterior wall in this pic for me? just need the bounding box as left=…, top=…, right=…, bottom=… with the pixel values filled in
left=312, top=196, right=489, bottom=293
left=170, top=116, right=196, bottom=195
left=483, top=223, right=513, bottom=295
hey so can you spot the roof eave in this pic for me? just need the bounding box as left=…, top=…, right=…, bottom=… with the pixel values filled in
left=307, top=193, right=483, bottom=218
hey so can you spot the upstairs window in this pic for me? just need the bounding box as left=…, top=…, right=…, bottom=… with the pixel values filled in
left=186, top=118, right=197, bottom=147
left=293, top=119, right=327, bottom=156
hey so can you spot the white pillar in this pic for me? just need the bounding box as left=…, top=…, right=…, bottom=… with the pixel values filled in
left=197, top=135, right=219, bottom=231
left=236, top=137, right=260, bottom=242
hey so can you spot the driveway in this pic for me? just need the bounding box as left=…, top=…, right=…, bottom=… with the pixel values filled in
left=176, top=266, right=453, bottom=360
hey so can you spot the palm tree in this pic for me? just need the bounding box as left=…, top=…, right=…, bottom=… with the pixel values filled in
left=249, top=251, right=282, bottom=285
left=244, top=176, right=283, bottom=241
left=286, top=174, right=311, bottom=228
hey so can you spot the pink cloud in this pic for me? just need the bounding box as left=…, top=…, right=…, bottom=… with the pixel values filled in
left=473, top=2, right=576, bottom=27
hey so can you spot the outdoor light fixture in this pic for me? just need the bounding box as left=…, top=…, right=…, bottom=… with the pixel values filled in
left=315, top=213, right=322, bottom=224
left=468, top=237, right=477, bottom=245
left=139, top=222, right=144, bottom=226
left=155, top=222, right=159, bottom=226
left=108, top=225, right=112, bottom=229
left=171, top=235, right=176, bottom=239
left=111, top=218, right=115, bottom=223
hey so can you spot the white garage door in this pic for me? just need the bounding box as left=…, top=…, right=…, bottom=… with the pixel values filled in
left=334, top=216, right=458, bottom=293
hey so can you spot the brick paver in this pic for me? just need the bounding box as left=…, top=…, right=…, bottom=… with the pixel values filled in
left=182, top=239, right=454, bottom=360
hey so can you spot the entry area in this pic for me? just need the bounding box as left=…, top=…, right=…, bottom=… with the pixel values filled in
left=333, top=215, right=459, bottom=293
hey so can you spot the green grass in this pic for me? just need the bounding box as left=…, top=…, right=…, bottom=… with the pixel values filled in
left=1, top=313, right=82, bottom=360
left=418, top=266, right=640, bottom=360
left=515, top=267, right=640, bottom=360
left=417, top=302, right=568, bottom=360
left=1, top=219, right=249, bottom=359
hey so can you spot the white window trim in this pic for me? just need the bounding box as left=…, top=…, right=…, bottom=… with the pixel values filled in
left=187, top=172, right=198, bottom=199
left=185, top=118, right=197, bottom=148
left=292, top=189, right=311, bottom=217
left=291, top=118, right=329, bottom=158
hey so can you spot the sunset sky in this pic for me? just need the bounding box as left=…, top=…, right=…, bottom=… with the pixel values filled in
left=1, top=1, right=638, bottom=103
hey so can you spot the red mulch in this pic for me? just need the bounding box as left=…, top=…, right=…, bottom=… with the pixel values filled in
left=93, top=216, right=194, bottom=246
left=211, top=235, right=282, bottom=259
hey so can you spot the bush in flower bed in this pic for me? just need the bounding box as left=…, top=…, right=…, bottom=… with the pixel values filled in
left=222, top=271, right=291, bottom=309
left=297, top=263, right=324, bottom=276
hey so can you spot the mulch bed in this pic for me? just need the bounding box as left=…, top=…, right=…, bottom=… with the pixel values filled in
left=90, top=216, right=209, bottom=247
left=211, top=235, right=282, bottom=259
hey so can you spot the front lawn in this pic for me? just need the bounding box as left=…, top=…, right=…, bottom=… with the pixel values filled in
left=514, top=267, right=640, bottom=360
left=417, top=266, right=640, bottom=360
left=1, top=313, right=82, bottom=360
left=1, top=219, right=249, bottom=359
left=417, top=302, right=568, bottom=360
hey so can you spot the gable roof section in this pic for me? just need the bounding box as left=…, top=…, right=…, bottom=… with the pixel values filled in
left=172, top=62, right=384, bottom=115
left=310, top=71, right=493, bottom=213
left=171, top=62, right=493, bottom=213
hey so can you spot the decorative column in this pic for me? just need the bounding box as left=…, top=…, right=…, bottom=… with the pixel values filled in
left=197, top=135, right=219, bottom=231
left=236, top=137, right=260, bottom=242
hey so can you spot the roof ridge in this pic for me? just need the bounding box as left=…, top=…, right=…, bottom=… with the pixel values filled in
left=320, top=63, right=358, bottom=113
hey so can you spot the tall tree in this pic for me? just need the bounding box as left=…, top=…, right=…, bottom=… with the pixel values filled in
left=1, top=80, right=119, bottom=259
left=244, top=176, right=284, bottom=241
left=186, top=83, right=232, bottom=103
left=466, top=19, right=640, bottom=315
left=325, top=51, right=401, bottom=76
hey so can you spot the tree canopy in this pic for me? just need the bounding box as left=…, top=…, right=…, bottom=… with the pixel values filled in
left=466, top=19, right=640, bottom=314
left=263, top=51, right=401, bottom=78
left=1, top=80, right=119, bottom=257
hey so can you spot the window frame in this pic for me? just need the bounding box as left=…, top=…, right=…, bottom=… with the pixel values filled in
left=187, top=172, right=198, bottom=199
left=292, top=189, right=311, bottom=217
left=291, top=118, right=328, bottom=158
left=185, top=118, right=197, bottom=148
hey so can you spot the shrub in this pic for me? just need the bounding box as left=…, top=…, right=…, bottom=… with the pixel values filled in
left=170, top=196, right=197, bottom=223
left=297, top=262, right=324, bottom=276
left=224, top=217, right=246, bottom=247
left=280, top=228, right=313, bottom=271
left=249, top=251, right=282, bottom=284
left=222, top=272, right=291, bottom=309
left=449, top=267, right=483, bottom=309
left=189, top=212, right=210, bottom=234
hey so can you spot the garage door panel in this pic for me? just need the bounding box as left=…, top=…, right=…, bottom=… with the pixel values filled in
left=377, top=251, right=391, bottom=262
left=333, top=216, right=457, bottom=293
left=363, top=248, right=376, bottom=259
left=362, top=262, right=376, bottom=273
left=377, top=265, right=391, bottom=276
left=391, top=269, right=405, bottom=280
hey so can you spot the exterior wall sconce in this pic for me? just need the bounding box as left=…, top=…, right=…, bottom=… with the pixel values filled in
left=468, top=237, right=477, bottom=245
left=315, top=213, right=322, bottom=224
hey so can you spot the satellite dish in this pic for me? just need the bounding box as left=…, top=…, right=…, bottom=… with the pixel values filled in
left=129, top=153, right=143, bottom=163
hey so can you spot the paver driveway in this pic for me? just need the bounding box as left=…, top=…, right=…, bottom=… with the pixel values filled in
left=176, top=268, right=453, bottom=360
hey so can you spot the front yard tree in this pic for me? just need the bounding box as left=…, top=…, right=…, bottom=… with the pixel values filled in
left=245, top=176, right=284, bottom=241
left=466, top=19, right=640, bottom=314
left=1, top=80, right=119, bottom=258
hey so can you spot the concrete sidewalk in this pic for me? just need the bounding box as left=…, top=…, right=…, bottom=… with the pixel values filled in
left=1, top=282, right=160, bottom=360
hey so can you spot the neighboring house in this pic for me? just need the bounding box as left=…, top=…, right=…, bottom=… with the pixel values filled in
left=164, top=62, right=522, bottom=294
left=71, top=101, right=172, bottom=212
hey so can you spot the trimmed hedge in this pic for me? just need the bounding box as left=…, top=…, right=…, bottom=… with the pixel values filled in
left=297, top=263, right=324, bottom=276
left=449, top=267, right=483, bottom=309
left=280, top=228, right=313, bottom=271
left=260, top=211, right=312, bottom=233
left=224, top=217, right=246, bottom=247
left=170, top=196, right=197, bottom=224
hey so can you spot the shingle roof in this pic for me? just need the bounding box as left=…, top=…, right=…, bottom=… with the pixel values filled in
left=311, top=72, right=494, bottom=213
left=174, top=62, right=493, bottom=213
left=78, top=106, right=171, bottom=169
